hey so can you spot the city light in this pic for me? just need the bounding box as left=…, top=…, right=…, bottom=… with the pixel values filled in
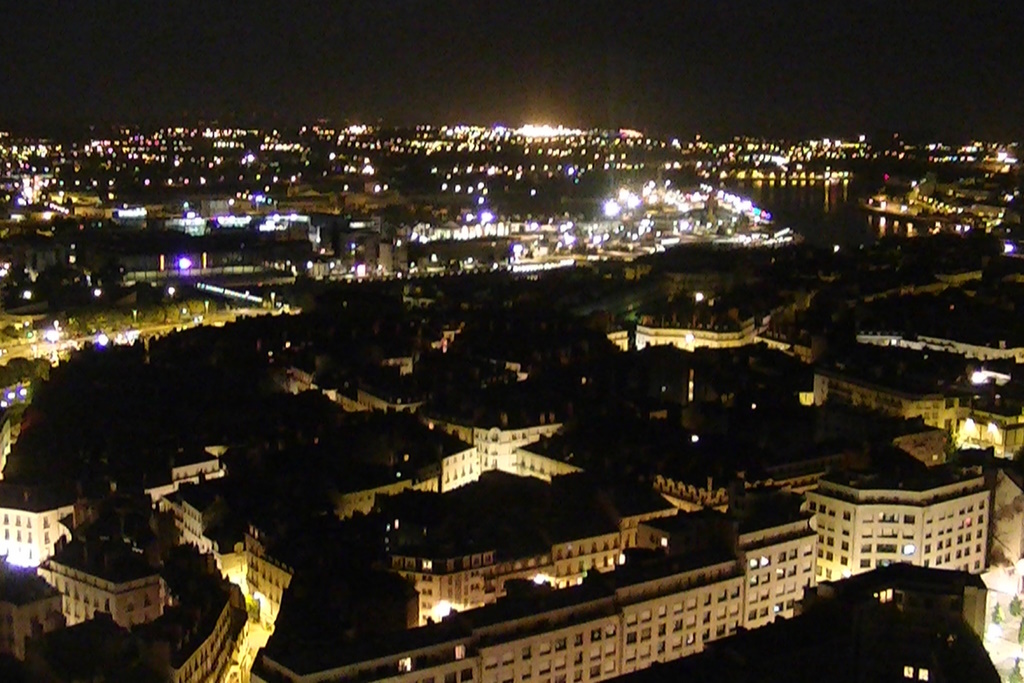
left=603, top=200, right=621, bottom=218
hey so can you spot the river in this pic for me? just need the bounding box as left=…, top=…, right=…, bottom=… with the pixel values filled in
left=724, top=176, right=881, bottom=247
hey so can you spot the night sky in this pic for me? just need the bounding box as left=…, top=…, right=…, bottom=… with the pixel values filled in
left=3, top=0, right=1022, bottom=139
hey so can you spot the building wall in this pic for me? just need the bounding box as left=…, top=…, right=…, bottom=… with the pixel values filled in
left=813, top=372, right=958, bottom=431
left=508, top=450, right=582, bottom=484
left=737, top=523, right=818, bottom=629
left=635, top=320, right=755, bottom=353
left=335, top=479, right=421, bottom=519
left=807, top=477, right=989, bottom=582
left=478, top=611, right=621, bottom=683
left=394, top=551, right=497, bottom=625
left=171, top=595, right=245, bottom=683
left=0, top=594, right=63, bottom=660
left=607, top=331, right=629, bottom=352
left=245, top=529, right=293, bottom=625
left=551, top=533, right=621, bottom=589
left=957, top=413, right=1024, bottom=459
left=473, top=424, right=563, bottom=472
left=38, top=562, right=164, bottom=628
left=440, top=447, right=482, bottom=493
left=357, top=388, right=424, bottom=414
left=988, top=470, right=1024, bottom=567
left=255, top=556, right=785, bottom=683
left=0, top=506, right=74, bottom=568
left=857, top=333, right=1024, bottom=363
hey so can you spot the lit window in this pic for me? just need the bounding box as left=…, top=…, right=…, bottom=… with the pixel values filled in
left=918, top=669, right=929, bottom=681
left=455, top=645, right=466, bottom=661
left=903, top=666, right=914, bottom=679
left=398, top=657, right=413, bottom=673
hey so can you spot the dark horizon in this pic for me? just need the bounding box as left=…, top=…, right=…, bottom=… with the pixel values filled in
left=2, top=0, right=1023, bottom=141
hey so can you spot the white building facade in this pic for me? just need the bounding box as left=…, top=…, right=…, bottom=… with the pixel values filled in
left=806, top=470, right=989, bottom=582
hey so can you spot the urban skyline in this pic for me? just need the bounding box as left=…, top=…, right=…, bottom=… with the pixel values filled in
left=0, top=4, right=1023, bottom=683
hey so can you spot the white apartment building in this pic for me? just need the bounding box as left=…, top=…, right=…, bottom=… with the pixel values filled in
left=0, top=485, right=76, bottom=569
left=736, top=516, right=818, bottom=629
left=806, top=467, right=989, bottom=582
left=253, top=556, right=775, bottom=683
left=635, top=318, right=756, bottom=353
left=635, top=501, right=818, bottom=631
left=39, top=541, right=165, bottom=628
left=253, top=514, right=818, bottom=683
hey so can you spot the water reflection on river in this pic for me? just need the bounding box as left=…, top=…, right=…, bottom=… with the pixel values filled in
left=724, top=177, right=889, bottom=246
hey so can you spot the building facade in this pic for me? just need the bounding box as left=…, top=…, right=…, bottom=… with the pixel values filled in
left=39, top=555, right=165, bottom=628
left=0, top=569, right=64, bottom=660
left=253, top=514, right=818, bottom=683
left=635, top=319, right=756, bottom=353
left=806, top=469, right=989, bottom=582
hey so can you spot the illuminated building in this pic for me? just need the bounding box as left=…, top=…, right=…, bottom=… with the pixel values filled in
left=806, top=465, right=989, bottom=582
left=252, top=508, right=817, bottom=683
left=158, top=483, right=247, bottom=585
left=244, top=525, right=293, bottom=625
left=635, top=318, right=756, bottom=353
left=813, top=367, right=959, bottom=431
left=610, top=565, right=995, bottom=683
left=137, top=581, right=247, bottom=683
left=0, top=484, right=75, bottom=568
left=38, top=539, right=165, bottom=628
left=384, top=473, right=676, bottom=626
left=425, top=413, right=563, bottom=474
left=636, top=490, right=817, bottom=629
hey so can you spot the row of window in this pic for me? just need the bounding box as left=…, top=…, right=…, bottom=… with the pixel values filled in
left=0, top=514, right=53, bottom=529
